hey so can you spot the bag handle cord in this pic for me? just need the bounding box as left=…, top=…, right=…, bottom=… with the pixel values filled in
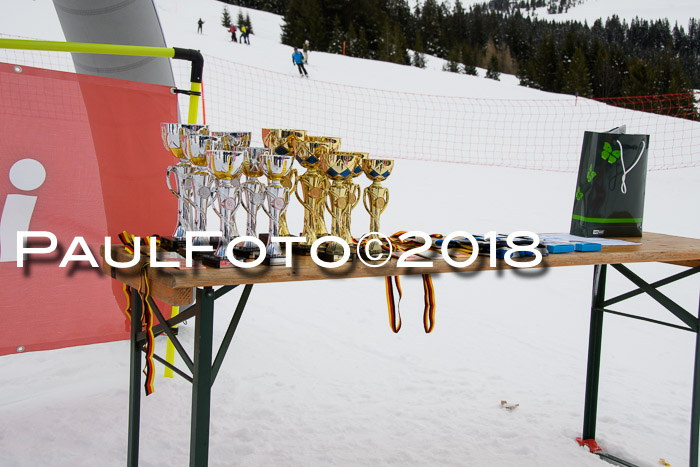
left=617, top=139, right=646, bottom=194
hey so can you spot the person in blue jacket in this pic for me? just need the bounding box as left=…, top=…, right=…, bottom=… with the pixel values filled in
left=292, top=47, right=308, bottom=77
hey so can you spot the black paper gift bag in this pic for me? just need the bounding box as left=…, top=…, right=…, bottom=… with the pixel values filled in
left=570, top=129, right=650, bottom=237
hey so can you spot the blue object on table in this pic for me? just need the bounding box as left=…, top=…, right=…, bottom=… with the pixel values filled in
left=545, top=243, right=575, bottom=254
left=574, top=242, right=602, bottom=252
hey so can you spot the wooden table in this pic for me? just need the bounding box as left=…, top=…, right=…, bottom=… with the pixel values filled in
left=101, top=232, right=700, bottom=467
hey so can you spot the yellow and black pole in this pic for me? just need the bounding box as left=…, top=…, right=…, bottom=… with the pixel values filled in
left=166, top=47, right=205, bottom=377
left=0, top=38, right=204, bottom=378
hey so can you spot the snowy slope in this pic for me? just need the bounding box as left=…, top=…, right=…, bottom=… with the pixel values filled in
left=0, top=1, right=699, bottom=467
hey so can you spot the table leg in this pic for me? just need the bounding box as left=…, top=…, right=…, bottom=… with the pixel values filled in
left=691, top=296, right=700, bottom=467
left=190, top=287, right=215, bottom=467
left=583, top=264, right=607, bottom=441
left=128, top=288, right=143, bottom=467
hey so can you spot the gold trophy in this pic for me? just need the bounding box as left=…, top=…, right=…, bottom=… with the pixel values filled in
left=343, top=152, right=368, bottom=245
left=362, top=158, right=394, bottom=259
left=320, top=152, right=363, bottom=261
left=292, top=136, right=341, bottom=253
left=262, top=129, right=307, bottom=237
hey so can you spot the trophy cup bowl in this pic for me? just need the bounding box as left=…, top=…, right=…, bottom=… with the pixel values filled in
left=161, top=123, right=208, bottom=251
left=261, top=154, right=295, bottom=265
left=363, top=158, right=394, bottom=182
left=262, top=128, right=307, bottom=155
left=237, top=147, right=270, bottom=257
left=161, top=122, right=208, bottom=159
left=211, top=131, right=251, bottom=150
left=200, top=149, right=247, bottom=267
left=320, top=152, right=363, bottom=261
left=361, top=158, right=395, bottom=259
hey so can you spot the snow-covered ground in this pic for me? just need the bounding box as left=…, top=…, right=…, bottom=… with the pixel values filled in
left=1, top=1, right=699, bottom=466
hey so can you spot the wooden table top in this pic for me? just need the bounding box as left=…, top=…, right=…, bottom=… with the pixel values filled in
left=101, top=232, right=700, bottom=306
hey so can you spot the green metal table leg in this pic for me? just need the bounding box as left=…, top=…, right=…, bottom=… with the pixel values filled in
left=583, top=264, right=607, bottom=440
left=128, top=288, right=143, bottom=467
left=190, top=287, right=215, bottom=467
left=691, top=296, right=700, bottom=467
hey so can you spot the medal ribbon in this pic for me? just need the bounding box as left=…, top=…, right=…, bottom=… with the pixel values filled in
left=383, top=232, right=439, bottom=333
left=118, top=232, right=157, bottom=396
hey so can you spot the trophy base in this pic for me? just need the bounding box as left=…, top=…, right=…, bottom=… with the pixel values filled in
left=358, top=249, right=391, bottom=261
left=200, top=254, right=236, bottom=268
left=292, top=244, right=313, bottom=256
left=233, top=247, right=261, bottom=259
left=317, top=250, right=354, bottom=263
left=264, top=255, right=288, bottom=266
left=160, top=236, right=187, bottom=252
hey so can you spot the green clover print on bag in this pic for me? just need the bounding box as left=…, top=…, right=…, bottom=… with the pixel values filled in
left=601, top=142, right=620, bottom=164
left=576, top=186, right=583, bottom=200
left=586, top=164, right=597, bottom=182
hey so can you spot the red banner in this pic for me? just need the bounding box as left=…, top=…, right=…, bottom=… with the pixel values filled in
left=0, top=62, right=178, bottom=355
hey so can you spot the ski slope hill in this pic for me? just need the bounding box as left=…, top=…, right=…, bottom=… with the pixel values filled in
left=0, top=1, right=699, bottom=467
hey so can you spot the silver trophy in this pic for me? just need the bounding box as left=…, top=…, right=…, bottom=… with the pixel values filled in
left=203, top=148, right=246, bottom=267
left=161, top=122, right=207, bottom=251
left=237, top=147, right=268, bottom=256
left=182, top=133, right=218, bottom=247
left=261, top=154, right=295, bottom=265
left=211, top=131, right=251, bottom=150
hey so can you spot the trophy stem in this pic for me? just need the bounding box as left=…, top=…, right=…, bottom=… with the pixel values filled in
left=325, top=179, right=351, bottom=258
left=364, top=180, right=389, bottom=257
left=190, top=171, right=213, bottom=247
left=240, top=177, right=264, bottom=252
left=167, top=162, right=194, bottom=239
left=264, top=182, right=289, bottom=265
left=297, top=168, right=328, bottom=248
left=214, top=182, right=240, bottom=258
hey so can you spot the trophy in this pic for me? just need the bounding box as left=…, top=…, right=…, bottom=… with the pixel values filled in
left=344, top=152, right=368, bottom=245
left=362, top=158, right=394, bottom=259
left=211, top=131, right=251, bottom=150
left=182, top=133, right=218, bottom=247
left=161, top=122, right=208, bottom=251
left=320, top=152, right=363, bottom=261
left=201, top=148, right=246, bottom=267
left=236, top=147, right=268, bottom=257
left=292, top=136, right=340, bottom=253
left=262, top=129, right=307, bottom=237
left=261, top=153, right=295, bottom=265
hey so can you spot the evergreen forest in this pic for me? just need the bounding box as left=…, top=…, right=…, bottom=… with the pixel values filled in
left=218, top=0, right=700, bottom=102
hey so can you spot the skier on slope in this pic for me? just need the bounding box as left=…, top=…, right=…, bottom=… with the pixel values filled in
left=229, top=24, right=237, bottom=42
left=292, top=47, right=308, bottom=78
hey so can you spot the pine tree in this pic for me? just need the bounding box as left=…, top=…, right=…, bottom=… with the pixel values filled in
left=356, top=28, right=370, bottom=59
left=237, top=11, right=245, bottom=28
left=412, top=31, right=427, bottom=68
left=485, top=55, right=501, bottom=80
left=244, top=13, right=253, bottom=34
left=329, top=15, right=345, bottom=54
left=221, top=7, right=232, bottom=28
left=461, top=44, right=478, bottom=75
left=443, top=46, right=462, bottom=73
left=562, top=47, right=592, bottom=96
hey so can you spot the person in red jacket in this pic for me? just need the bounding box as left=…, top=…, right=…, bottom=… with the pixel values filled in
left=229, top=24, right=237, bottom=42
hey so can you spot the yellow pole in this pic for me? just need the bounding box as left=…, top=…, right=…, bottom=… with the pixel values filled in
left=0, top=38, right=175, bottom=58
left=165, top=80, right=201, bottom=378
